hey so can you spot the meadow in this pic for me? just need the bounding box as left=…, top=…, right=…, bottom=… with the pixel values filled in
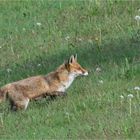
left=0, top=0, right=140, bottom=139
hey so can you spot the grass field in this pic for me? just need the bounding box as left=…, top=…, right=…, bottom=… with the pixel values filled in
left=0, top=0, right=140, bottom=139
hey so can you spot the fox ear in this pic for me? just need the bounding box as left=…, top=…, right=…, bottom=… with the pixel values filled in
left=74, top=54, right=77, bottom=61
left=69, top=55, right=75, bottom=64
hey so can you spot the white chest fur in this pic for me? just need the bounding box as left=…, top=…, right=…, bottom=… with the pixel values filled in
left=57, top=73, right=76, bottom=92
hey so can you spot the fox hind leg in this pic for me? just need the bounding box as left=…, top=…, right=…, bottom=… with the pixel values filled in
left=10, top=100, right=17, bottom=111
left=10, top=97, right=30, bottom=111
left=16, top=97, right=29, bottom=110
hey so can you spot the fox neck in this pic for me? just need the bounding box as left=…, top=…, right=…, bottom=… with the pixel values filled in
left=57, top=72, right=76, bottom=92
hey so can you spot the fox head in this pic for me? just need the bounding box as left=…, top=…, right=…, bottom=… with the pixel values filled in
left=65, top=54, right=88, bottom=77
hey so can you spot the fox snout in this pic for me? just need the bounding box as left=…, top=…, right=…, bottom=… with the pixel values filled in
left=80, top=68, right=88, bottom=76
left=82, top=71, right=88, bottom=76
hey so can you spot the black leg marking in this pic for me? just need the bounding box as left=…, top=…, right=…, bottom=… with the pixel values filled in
left=50, top=95, right=57, bottom=100
left=52, top=91, right=66, bottom=96
left=10, top=100, right=17, bottom=111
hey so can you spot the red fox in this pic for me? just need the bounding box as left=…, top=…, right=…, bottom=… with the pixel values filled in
left=0, top=54, right=88, bottom=111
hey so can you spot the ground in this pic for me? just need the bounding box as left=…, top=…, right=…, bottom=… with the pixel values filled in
left=0, top=0, right=140, bottom=139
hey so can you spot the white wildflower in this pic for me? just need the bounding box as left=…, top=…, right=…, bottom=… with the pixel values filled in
left=134, top=86, right=140, bottom=91
left=65, top=36, right=70, bottom=41
left=134, top=15, right=140, bottom=21
left=22, top=28, right=26, bottom=31
left=138, top=9, right=140, bottom=12
left=96, top=67, right=101, bottom=73
left=78, top=38, right=82, bottom=41
left=98, top=80, right=103, bottom=84
left=0, top=46, right=2, bottom=49
left=83, top=102, right=86, bottom=108
left=127, top=94, right=134, bottom=98
left=36, top=22, right=42, bottom=26
left=65, top=112, right=69, bottom=116
left=7, top=68, right=12, bottom=73
left=128, top=94, right=133, bottom=116
left=37, top=64, right=41, bottom=67
left=120, top=95, right=124, bottom=99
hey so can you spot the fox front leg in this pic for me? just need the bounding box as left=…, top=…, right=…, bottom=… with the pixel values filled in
left=49, top=91, right=67, bottom=99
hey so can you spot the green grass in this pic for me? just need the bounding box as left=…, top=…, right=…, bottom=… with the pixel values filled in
left=0, top=0, right=140, bottom=139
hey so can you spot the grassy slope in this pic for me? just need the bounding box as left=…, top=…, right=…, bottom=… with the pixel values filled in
left=0, top=0, right=140, bottom=139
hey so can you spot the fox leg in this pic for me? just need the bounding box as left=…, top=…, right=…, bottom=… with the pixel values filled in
left=10, top=97, right=29, bottom=111
left=8, top=92, right=30, bottom=111
left=50, top=91, right=66, bottom=96
left=18, top=98, right=29, bottom=110
left=49, top=91, right=67, bottom=99
left=50, top=95, right=57, bottom=100
left=10, top=100, right=17, bottom=111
